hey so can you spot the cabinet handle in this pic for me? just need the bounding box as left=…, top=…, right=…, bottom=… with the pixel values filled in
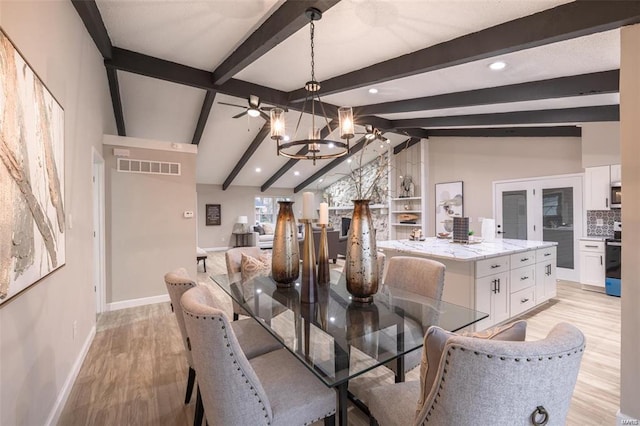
left=606, top=197, right=609, bottom=208
left=546, top=264, right=551, bottom=276
left=585, top=245, right=599, bottom=248
left=490, top=264, right=501, bottom=269
left=491, top=279, right=497, bottom=294
left=521, top=276, right=529, bottom=281
left=497, top=278, right=501, bottom=293
left=521, top=298, right=529, bottom=304
left=600, top=255, right=603, bottom=265
left=544, top=253, right=551, bottom=257
left=520, top=257, right=529, bottom=262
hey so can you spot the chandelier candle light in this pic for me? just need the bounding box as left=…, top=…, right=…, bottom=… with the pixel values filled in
left=269, top=8, right=355, bottom=165
left=300, top=192, right=317, bottom=303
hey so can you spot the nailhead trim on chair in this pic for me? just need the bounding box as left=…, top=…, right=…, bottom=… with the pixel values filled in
left=421, top=344, right=586, bottom=424
left=183, top=310, right=272, bottom=423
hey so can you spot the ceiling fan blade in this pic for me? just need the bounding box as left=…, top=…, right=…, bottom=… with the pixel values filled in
left=232, top=111, right=248, bottom=119
left=218, top=102, right=246, bottom=109
left=259, top=110, right=270, bottom=121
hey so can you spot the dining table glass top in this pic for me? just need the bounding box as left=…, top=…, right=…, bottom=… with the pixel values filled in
left=211, top=269, right=487, bottom=387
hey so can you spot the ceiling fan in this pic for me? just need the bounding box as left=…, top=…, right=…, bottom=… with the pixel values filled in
left=358, top=124, right=389, bottom=143
left=218, top=95, right=274, bottom=120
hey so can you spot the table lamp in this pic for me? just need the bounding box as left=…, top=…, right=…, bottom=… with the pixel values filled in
left=234, top=216, right=249, bottom=233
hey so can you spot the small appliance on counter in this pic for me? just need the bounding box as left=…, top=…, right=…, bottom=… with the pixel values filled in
left=605, top=221, right=622, bottom=297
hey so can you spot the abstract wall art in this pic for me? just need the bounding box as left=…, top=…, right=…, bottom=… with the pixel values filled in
left=435, top=181, right=463, bottom=235
left=0, top=29, right=65, bottom=305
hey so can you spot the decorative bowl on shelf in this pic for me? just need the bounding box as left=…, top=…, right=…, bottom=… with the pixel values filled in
left=437, top=232, right=450, bottom=239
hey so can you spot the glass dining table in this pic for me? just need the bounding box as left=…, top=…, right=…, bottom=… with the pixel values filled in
left=211, top=269, right=487, bottom=426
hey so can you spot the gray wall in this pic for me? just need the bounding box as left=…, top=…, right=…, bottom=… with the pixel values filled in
left=0, top=2, right=116, bottom=425
left=104, top=143, right=197, bottom=303
left=196, top=184, right=294, bottom=249
left=426, top=136, right=583, bottom=235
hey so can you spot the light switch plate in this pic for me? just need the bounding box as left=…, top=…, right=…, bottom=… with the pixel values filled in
left=183, top=211, right=194, bottom=218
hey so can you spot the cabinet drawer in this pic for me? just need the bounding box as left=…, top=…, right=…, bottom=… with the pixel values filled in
left=536, top=246, right=556, bottom=263
left=510, top=287, right=536, bottom=316
left=579, top=240, right=604, bottom=253
left=510, top=265, right=535, bottom=293
left=476, top=255, right=510, bottom=278
left=510, top=252, right=536, bottom=268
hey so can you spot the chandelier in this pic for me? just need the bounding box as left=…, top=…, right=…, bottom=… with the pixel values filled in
left=269, top=8, right=354, bottom=165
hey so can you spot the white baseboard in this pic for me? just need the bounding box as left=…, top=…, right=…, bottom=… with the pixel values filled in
left=45, top=325, right=96, bottom=426
left=107, top=294, right=170, bottom=311
left=204, top=246, right=230, bottom=252
left=617, top=409, right=639, bottom=425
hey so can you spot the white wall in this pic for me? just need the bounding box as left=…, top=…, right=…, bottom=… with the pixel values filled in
left=581, top=122, right=621, bottom=168
left=103, top=138, right=197, bottom=304
left=196, top=184, right=294, bottom=249
left=427, top=136, right=583, bottom=235
left=0, top=2, right=116, bottom=425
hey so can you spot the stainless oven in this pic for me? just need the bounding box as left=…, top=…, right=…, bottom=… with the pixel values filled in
left=611, top=182, right=621, bottom=208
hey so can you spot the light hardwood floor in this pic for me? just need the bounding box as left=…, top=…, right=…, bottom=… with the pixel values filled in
left=59, top=252, right=620, bottom=425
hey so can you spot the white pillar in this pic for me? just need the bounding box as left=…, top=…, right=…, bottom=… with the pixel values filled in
left=619, top=23, right=640, bottom=423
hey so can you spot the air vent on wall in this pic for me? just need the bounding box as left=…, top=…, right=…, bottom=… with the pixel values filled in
left=117, top=158, right=181, bottom=176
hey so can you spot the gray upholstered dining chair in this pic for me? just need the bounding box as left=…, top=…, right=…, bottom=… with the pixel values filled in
left=181, top=285, right=337, bottom=426
left=164, top=269, right=282, bottom=406
left=382, top=256, right=446, bottom=375
left=225, top=246, right=265, bottom=320
left=367, top=322, right=586, bottom=426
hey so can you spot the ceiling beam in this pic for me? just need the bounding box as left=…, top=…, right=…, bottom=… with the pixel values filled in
left=392, top=105, right=619, bottom=128
left=426, top=126, right=582, bottom=138
left=222, top=125, right=271, bottom=190
left=393, top=138, right=421, bottom=155
left=71, top=0, right=112, bottom=59
left=191, top=91, right=216, bottom=145
left=105, top=68, right=126, bottom=136
left=294, top=136, right=367, bottom=193
left=356, top=70, right=620, bottom=116
left=260, top=122, right=333, bottom=192
left=213, top=0, right=341, bottom=85
left=288, top=1, right=640, bottom=101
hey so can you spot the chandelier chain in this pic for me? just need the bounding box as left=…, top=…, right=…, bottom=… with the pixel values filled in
left=310, top=21, right=315, bottom=82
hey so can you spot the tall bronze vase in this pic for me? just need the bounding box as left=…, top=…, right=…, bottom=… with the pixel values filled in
left=345, top=199, right=379, bottom=303
left=271, top=201, right=300, bottom=287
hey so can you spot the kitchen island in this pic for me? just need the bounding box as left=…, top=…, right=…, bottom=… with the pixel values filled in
left=378, top=238, right=557, bottom=330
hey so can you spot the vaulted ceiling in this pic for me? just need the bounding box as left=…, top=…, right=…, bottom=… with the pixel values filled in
left=72, top=0, right=640, bottom=192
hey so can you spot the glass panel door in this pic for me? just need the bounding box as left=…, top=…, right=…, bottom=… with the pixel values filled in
left=502, top=190, right=528, bottom=239
left=542, top=187, right=574, bottom=269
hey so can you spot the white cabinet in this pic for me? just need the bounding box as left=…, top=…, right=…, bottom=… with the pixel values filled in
left=585, top=166, right=611, bottom=210
left=610, top=164, right=622, bottom=183
left=535, top=246, right=557, bottom=303
left=475, top=256, right=510, bottom=330
left=579, top=240, right=605, bottom=289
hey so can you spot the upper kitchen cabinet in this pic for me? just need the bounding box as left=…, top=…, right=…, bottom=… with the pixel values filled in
left=585, top=166, right=611, bottom=210
left=584, top=164, right=621, bottom=210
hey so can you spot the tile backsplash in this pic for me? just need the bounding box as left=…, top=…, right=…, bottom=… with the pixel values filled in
left=586, top=210, right=621, bottom=237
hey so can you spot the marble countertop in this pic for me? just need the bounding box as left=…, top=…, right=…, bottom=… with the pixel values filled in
left=377, top=238, right=557, bottom=262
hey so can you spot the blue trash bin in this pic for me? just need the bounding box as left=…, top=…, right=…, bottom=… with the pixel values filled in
left=605, top=277, right=621, bottom=297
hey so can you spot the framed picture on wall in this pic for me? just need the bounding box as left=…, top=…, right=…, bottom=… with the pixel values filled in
left=0, top=29, right=66, bottom=305
left=435, top=181, right=464, bottom=235
left=206, top=204, right=221, bottom=226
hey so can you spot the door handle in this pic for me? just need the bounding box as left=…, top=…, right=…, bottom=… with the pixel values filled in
left=496, top=231, right=504, bottom=234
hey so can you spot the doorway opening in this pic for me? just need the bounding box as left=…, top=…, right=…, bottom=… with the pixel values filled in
left=92, top=148, right=106, bottom=314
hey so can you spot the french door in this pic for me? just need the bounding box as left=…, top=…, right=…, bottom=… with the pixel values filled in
left=494, top=175, right=583, bottom=282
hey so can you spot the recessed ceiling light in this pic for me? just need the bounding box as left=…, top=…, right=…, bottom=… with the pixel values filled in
left=255, top=167, right=261, bottom=172
left=328, top=142, right=335, bottom=149
left=319, top=178, right=323, bottom=182
left=368, top=88, right=378, bottom=94
left=380, top=144, right=384, bottom=148
left=284, top=135, right=290, bottom=141
left=347, top=158, right=352, bottom=163
left=294, top=171, right=300, bottom=176
left=489, top=61, right=506, bottom=71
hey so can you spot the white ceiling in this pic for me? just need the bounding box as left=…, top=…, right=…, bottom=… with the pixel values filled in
left=92, top=0, right=623, bottom=192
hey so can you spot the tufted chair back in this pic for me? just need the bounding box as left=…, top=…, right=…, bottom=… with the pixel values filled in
left=164, top=268, right=198, bottom=367
left=384, top=256, right=445, bottom=301
left=415, top=322, right=586, bottom=425
left=181, top=285, right=274, bottom=425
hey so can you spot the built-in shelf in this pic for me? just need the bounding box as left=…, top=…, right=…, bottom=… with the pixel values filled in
left=391, top=197, right=421, bottom=201
left=328, top=204, right=386, bottom=211
left=391, top=223, right=422, bottom=227
left=391, top=210, right=421, bottom=214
